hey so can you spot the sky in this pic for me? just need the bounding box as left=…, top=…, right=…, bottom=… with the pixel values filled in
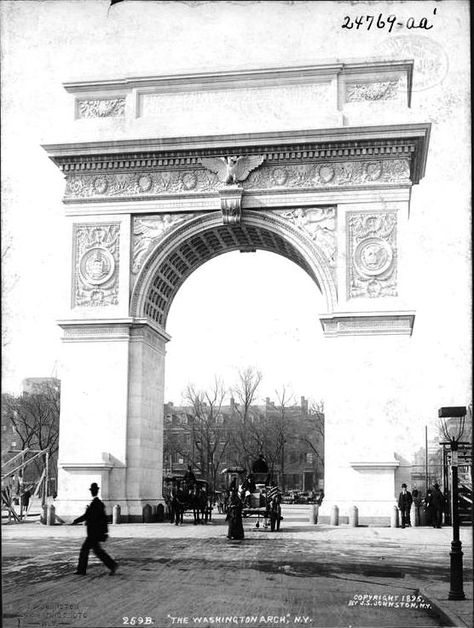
left=1, top=0, right=471, bottom=455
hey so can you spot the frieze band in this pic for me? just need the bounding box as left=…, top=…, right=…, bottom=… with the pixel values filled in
left=64, top=158, right=411, bottom=201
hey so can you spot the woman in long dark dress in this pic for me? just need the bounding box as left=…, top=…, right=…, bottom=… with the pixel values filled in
left=227, top=491, right=244, bottom=540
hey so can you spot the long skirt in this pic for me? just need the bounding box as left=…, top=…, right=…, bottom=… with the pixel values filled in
left=227, top=510, right=244, bottom=540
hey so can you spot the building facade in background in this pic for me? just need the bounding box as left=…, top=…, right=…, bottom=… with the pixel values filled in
left=163, top=396, right=324, bottom=493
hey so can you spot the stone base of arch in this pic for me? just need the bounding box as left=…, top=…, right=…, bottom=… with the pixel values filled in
left=56, top=318, right=168, bottom=521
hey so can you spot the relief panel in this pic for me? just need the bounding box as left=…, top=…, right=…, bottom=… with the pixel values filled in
left=76, top=98, right=126, bottom=119
left=347, top=212, right=397, bottom=299
left=277, top=207, right=337, bottom=270
left=132, top=214, right=195, bottom=274
left=345, top=81, right=401, bottom=103
left=72, top=223, right=120, bottom=307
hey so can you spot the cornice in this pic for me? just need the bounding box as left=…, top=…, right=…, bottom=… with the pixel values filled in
left=43, top=123, right=430, bottom=184
left=319, top=310, right=416, bottom=337
left=63, top=60, right=414, bottom=94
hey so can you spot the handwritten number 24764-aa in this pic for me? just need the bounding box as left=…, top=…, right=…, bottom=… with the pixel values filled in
left=342, top=11, right=437, bottom=33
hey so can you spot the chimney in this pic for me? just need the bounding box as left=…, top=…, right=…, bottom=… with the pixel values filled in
left=301, top=396, right=308, bottom=414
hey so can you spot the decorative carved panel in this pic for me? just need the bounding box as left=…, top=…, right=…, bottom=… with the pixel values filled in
left=76, top=98, right=126, bottom=118
left=64, top=158, right=410, bottom=200
left=347, top=212, right=397, bottom=299
left=277, top=207, right=336, bottom=268
left=345, top=81, right=401, bottom=102
left=132, top=214, right=194, bottom=274
left=72, top=223, right=120, bottom=307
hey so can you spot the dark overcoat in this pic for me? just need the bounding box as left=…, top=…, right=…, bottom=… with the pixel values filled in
left=73, top=497, right=109, bottom=541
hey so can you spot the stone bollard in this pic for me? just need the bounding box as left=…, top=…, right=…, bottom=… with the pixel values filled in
left=410, top=502, right=419, bottom=527
left=330, top=505, right=339, bottom=526
left=390, top=505, right=399, bottom=528
left=156, top=503, right=165, bottom=523
left=349, top=505, right=359, bottom=527
left=46, top=504, right=55, bottom=526
left=143, top=503, right=152, bottom=523
left=309, top=504, right=319, bottom=524
left=41, top=504, right=48, bottom=525
left=113, top=504, right=121, bottom=524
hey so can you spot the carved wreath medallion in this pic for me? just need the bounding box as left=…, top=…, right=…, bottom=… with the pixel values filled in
left=73, top=223, right=120, bottom=307
left=347, top=212, right=397, bottom=299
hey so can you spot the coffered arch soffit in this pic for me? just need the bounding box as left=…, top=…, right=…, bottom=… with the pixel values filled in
left=131, top=210, right=337, bottom=330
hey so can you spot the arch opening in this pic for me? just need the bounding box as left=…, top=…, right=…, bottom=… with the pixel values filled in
left=134, top=211, right=337, bottom=329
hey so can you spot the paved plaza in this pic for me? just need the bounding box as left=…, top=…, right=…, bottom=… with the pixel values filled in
left=2, top=508, right=472, bottom=628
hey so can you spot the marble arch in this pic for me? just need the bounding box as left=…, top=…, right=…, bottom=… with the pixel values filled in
left=44, top=61, right=431, bottom=522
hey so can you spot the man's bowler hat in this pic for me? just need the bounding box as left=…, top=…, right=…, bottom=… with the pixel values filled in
left=89, top=483, right=99, bottom=491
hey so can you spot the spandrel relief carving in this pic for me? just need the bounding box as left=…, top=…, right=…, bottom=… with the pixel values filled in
left=347, top=212, right=398, bottom=299
left=278, top=207, right=337, bottom=268
left=132, top=214, right=194, bottom=274
left=73, top=223, right=120, bottom=307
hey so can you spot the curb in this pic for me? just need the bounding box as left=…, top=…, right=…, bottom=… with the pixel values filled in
left=420, top=588, right=470, bottom=628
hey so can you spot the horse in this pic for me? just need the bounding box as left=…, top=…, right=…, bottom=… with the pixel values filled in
left=171, top=486, right=186, bottom=526
left=192, top=486, right=210, bottom=524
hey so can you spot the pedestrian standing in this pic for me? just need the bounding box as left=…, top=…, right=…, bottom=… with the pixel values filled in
left=71, top=483, right=118, bottom=575
left=398, top=483, right=413, bottom=528
left=226, top=490, right=244, bottom=540
left=430, top=483, right=445, bottom=528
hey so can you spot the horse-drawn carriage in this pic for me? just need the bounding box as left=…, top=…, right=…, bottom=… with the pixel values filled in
left=163, top=475, right=213, bottom=525
left=221, top=456, right=283, bottom=531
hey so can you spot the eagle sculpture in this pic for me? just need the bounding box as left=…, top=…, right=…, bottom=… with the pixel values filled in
left=200, top=155, right=265, bottom=185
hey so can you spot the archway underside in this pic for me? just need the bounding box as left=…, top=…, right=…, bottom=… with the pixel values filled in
left=143, top=221, right=319, bottom=328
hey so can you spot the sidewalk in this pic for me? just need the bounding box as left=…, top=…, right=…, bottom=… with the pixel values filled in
left=3, top=516, right=473, bottom=628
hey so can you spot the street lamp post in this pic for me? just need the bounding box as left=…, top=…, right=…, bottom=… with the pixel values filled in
left=438, top=406, right=467, bottom=601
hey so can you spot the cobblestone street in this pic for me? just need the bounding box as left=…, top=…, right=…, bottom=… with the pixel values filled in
left=3, top=513, right=472, bottom=628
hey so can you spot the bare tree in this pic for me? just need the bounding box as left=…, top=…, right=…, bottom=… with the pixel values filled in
left=300, top=400, right=325, bottom=472
left=268, top=386, right=294, bottom=490
left=183, top=378, right=230, bottom=492
left=228, top=367, right=263, bottom=471
left=1, top=382, right=60, bottom=483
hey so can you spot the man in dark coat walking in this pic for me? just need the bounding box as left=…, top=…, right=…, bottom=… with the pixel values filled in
left=71, top=483, right=118, bottom=575
left=398, top=483, right=413, bottom=528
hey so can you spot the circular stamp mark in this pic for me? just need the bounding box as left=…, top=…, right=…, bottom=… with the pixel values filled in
left=376, top=35, right=449, bottom=92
